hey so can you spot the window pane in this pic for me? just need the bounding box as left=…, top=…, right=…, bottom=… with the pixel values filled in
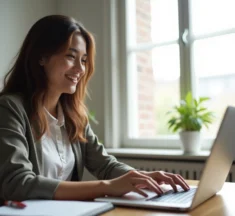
left=131, top=45, right=180, bottom=138
left=193, top=34, right=235, bottom=136
left=191, top=0, right=235, bottom=36
left=135, top=0, right=179, bottom=44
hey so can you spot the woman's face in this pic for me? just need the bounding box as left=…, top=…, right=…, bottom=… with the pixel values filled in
left=42, top=32, right=87, bottom=98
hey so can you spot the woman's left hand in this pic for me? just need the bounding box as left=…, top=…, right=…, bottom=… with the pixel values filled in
left=138, top=171, right=190, bottom=192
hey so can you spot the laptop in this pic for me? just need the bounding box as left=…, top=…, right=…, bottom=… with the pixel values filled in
left=95, top=106, right=235, bottom=212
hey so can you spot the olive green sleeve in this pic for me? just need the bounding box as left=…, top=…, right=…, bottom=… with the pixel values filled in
left=83, top=124, right=135, bottom=180
left=0, top=96, right=60, bottom=201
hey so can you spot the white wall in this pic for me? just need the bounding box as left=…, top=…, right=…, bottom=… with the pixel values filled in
left=0, top=0, right=107, bottom=142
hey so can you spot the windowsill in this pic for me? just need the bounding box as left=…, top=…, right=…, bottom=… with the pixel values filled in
left=106, top=148, right=210, bottom=162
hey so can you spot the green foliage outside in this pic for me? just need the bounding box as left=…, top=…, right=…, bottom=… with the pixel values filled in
left=167, top=92, right=215, bottom=132
left=88, top=111, right=99, bottom=125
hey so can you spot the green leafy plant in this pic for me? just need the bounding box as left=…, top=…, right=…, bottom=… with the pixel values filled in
left=167, top=92, right=215, bottom=132
left=88, top=111, right=99, bottom=125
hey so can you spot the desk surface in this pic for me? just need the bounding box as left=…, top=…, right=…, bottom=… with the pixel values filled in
left=101, top=180, right=235, bottom=216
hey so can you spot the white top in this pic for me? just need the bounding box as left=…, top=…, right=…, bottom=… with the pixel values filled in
left=41, top=103, right=75, bottom=181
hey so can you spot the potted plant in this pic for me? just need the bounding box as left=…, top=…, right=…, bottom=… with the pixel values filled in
left=167, top=92, right=215, bottom=153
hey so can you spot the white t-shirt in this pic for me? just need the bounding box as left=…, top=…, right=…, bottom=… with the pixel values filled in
left=41, top=103, right=75, bottom=181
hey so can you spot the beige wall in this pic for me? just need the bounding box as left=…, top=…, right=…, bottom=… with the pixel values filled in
left=0, top=0, right=107, bottom=142
left=0, top=0, right=56, bottom=81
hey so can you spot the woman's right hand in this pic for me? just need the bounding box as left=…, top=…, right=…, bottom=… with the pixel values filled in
left=103, top=170, right=164, bottom=197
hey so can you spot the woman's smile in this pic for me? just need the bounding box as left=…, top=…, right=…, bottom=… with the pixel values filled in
left=65, top=74, right=79, bottom=84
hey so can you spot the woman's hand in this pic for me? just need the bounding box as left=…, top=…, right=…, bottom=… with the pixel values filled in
left=104, top=170, right=164, bottom=197
left=139, top=170, right=190, bottom=192
left=103, top=170, right=190, bottom=198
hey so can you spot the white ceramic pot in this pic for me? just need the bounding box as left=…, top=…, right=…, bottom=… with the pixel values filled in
left=179, top=131, right=201, bottom=153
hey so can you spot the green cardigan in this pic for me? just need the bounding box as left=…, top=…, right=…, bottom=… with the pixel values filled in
left=0, top=94, right=134, bottom=201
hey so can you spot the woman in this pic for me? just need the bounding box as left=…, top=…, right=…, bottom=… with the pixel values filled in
left=0, top=15, right=189, bottom=201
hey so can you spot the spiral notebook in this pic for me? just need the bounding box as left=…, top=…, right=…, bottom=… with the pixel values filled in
left=0, top=200, right=114, bottom=216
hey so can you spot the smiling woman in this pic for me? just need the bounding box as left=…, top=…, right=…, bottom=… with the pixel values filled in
left=0, top=15, right=189, bottom=202
left=41, top=32, right=87, bottom=111
left=1, top=15, right=95, bottom=143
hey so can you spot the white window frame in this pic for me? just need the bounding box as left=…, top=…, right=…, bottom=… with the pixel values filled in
left=103, top=0, right=235, bottom=150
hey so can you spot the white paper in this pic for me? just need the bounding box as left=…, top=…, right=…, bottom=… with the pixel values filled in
left=0, top=200, right=113, bottom=216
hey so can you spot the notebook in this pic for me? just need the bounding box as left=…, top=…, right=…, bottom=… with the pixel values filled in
left=0, top=200, right=114, bottom=216
left=95, top=106, right=235, bottom=212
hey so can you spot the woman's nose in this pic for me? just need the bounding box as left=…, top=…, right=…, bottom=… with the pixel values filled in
left=74, top=62, right=85, bottom=74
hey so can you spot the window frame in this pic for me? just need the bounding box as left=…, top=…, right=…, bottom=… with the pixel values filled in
left=105, top=0, right=235, bottom=150
left=119, top=0, right=195, bottom=149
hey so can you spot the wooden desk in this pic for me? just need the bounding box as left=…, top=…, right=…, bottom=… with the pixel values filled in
left=101, top=180, right=235, bottom=216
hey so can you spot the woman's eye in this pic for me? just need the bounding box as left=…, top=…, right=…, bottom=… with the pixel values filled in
left=67, top=54, right=75, bottom=59
left=82, top=59, right=87, bottom=64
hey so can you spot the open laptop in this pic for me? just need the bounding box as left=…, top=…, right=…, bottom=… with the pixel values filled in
left=95, top=106, right=235, bottom=212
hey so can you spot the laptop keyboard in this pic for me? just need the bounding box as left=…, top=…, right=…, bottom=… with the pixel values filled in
left=149, top=187, right=197, bottom=204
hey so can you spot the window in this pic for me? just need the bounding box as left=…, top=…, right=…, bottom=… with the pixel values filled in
left=119, top=0, right=235, bottom=149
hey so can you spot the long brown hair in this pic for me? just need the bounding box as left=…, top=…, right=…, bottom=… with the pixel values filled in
left=1, top=15, right=95, bottom=143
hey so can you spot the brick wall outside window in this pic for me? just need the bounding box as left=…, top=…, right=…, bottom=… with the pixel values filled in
left=136, top=0, right=156, bottom=137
